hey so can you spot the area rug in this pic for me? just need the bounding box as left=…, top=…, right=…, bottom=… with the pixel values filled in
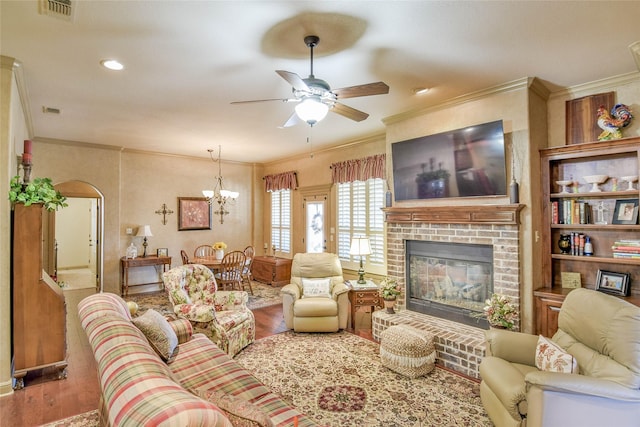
left=235, top=331, right=491, bottom=427
left=39, top=410, right=99, bottom=427
left=127, top=280, right=282, bottom=314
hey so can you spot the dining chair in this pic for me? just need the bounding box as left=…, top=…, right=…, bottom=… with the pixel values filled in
left=194, top=244, right=215, bottom=258
left=215, top=250, right=246, bottom=292
left=180, top=250, right=190, bottom=265
left=241, top=245, right=255, bottom=295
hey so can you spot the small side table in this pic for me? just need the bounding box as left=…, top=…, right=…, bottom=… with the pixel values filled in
left=120, top=255, right=171, bottom=296
left=347, top=281, right=383, bottom=331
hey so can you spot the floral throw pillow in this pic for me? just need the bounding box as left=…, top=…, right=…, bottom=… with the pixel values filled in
left=535, top=335, right=577, bottom=374
left=132, top=309, right=179, bottom=363
left=301, top=278, right=331, bottom=298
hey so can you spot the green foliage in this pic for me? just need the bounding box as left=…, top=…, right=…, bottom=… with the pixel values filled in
left=378, top=277, right=401, bottom=299
left=9, top=175, right=68, bottom=211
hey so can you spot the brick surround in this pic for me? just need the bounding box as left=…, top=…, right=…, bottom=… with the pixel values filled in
left=377, top=205, right=523, bottom=378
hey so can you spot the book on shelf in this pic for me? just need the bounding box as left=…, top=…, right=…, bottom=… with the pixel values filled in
left=557, top=200, right=592, bottom=224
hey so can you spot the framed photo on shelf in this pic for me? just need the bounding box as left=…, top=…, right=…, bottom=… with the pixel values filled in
left=157, top=248, right=168, bottom=257
left=178, top=197, right=212, bottom=231
left=612, top=199, right=639, bottom=225
left=595, top=270, right=630, bottom=296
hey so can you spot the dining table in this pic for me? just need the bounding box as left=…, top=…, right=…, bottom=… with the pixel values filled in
left=190, top=256, right=223, bottom=272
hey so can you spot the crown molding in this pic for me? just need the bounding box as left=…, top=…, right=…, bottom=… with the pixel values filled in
left=382, top=77, right=531, bottom=126
left=548, top=71, right=640, bottom=100
left=261, top=131, right=386, bottom=166
left=4, top=58, right=35, bottom=138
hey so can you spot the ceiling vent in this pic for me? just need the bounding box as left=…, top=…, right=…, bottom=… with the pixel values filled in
left=42, top=106, right=61, bottom=114
left=38, top=0, right=75, bottom=22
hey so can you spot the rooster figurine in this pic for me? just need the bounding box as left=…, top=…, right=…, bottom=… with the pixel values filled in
left=597, top=103, right=633, bottom=141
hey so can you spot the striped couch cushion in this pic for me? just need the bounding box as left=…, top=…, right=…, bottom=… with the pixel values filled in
left=171, top=334, right=317, bottom=427
left=80, top=294, right=232, bottom=427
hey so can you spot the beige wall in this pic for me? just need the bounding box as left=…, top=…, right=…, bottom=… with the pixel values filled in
left=1, top=58, right=638, bottom=394
left=262, top=134, right=386, bottom=257
left=547, top=72, right=640, bottom=147
left=32, top=142, right=261, bottom=295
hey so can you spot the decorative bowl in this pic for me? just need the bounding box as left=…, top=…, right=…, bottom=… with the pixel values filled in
left=583, top=175, right=608, bottom=192
left=555, top=180, right=573, bottom=193
left=621, top=175, right=638, bottom=191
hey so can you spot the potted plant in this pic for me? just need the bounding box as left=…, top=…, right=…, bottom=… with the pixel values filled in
left=9, top=175, right=67, bottom=211
left=378, top=277, right=401, bottom=313
left=482, top=293, right=519, bottom=330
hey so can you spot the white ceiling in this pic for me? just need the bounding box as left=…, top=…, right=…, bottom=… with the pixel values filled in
left=2, top=1, right=640, bottom=163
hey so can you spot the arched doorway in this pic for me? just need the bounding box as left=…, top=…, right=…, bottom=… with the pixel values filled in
left=47, top=181, right=104, bottom=292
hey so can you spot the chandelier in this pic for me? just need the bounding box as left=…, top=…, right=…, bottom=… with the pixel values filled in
left=202, top=145, right=239, bottom=224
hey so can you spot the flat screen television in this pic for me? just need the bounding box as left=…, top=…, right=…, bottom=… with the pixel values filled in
left=391, top=120, right=507, bottom=201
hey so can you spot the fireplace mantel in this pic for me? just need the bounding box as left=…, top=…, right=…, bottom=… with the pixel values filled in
left=383, top=204, right=523, bottom=225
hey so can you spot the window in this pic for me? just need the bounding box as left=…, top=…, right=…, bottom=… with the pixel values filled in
left=337, top=178, right=385, bottom=275
left=271, top=189, right=291, bottom=254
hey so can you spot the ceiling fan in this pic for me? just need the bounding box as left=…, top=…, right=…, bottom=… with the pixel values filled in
left=231, top=35, right=389, bottom=127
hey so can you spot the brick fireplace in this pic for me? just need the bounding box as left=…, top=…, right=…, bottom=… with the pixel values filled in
left=372, top=204, right=523, bottom=378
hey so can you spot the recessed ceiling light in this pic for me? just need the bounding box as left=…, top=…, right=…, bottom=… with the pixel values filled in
left=412, top=87, right=430, bottom=95
left=100, top=59, right=124, bottom=71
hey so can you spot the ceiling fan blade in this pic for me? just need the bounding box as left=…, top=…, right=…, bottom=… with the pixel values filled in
left=280, top=112, right=300, bottom=128
left=332, top=81, right=389, bottom=99
left=230, top=98, right=296, bottom=104
left=276, top=70, right=310, bottom=92
left=331, top=102, right=369, bottom=122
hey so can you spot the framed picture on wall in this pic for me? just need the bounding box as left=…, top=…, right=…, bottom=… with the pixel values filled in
left=178, top=197, right=212, bottom=231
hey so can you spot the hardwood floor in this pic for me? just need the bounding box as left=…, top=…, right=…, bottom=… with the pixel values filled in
left=0, top=290, right=374, bottom=425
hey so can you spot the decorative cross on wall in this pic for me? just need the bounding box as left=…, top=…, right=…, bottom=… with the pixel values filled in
left=155, top=203, right=174, bottom=225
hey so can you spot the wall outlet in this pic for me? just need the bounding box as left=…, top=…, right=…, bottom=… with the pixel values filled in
left=126, top=227, right=133, bottom=235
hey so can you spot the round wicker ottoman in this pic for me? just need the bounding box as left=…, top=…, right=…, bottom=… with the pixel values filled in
left=379, top=324, right=436, bottom=378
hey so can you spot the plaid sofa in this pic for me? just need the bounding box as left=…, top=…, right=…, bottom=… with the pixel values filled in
left=78, top=293, right=317, bottom=427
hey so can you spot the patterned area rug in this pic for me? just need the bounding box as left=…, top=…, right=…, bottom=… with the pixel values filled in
left=39, top=410, right=99, bottom=427
left=126, top=280, right=282, bottom=315
left=235, top=331, right=491, bottom=426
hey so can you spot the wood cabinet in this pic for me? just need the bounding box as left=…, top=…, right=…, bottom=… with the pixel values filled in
left=251, top=256, right=292, bottom=286
left=347, top=284, right=383, bottom=331
left=12, top=204, right=67, bottom=389
left=536, top=136, right=640, bottom=335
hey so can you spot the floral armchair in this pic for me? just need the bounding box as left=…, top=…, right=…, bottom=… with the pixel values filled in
left=162, top=264, right=255, bottom=357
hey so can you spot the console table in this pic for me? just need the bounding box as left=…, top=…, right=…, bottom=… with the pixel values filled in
left=251, top=256, right=292, bottom=286
left=121, top=255, right=171, bottom=296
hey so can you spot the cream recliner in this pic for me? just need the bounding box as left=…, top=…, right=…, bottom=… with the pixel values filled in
left=281, top=252, right=349, bottom=332
left=479, top=288, right=640, bottom=427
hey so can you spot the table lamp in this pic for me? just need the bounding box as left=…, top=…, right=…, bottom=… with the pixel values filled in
left=350, top=237, right=371, bottom=284
left=136, top=225, right=153, bottom=257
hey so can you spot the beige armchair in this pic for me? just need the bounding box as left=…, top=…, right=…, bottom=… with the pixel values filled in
left=281, top=252, right=349, bottom=332
left=479, top=288, right=640, bottom=427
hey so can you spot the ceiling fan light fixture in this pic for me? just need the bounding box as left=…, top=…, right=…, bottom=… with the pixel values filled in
left=295, top=97, right=329, bottom=125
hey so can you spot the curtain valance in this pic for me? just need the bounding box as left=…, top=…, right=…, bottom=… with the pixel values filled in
left=331, top=153, right=386, bottom=184
left=264, top=171, right=298, bottom=192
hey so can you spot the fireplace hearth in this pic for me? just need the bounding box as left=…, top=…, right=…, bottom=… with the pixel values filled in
left=406, top=240, right=492, bottom=328
left=384, top=205, right=522, bottom=328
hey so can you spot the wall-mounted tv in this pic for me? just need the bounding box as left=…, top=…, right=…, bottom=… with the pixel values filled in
left=391, top=120, right=507, bottom=201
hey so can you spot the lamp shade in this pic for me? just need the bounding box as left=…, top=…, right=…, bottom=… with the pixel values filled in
left=349, top=237, right=371, bottom=256
left=136, top=225, right=153, bottom=237
left=295, top=97, right=329, bottom=125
